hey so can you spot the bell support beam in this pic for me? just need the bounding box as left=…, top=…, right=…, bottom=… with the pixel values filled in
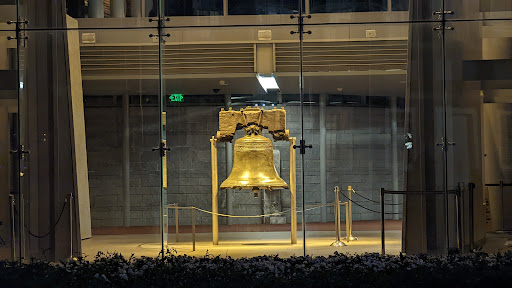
left=290, top=137, right=297, bottom=244
left=210, top=137, right=219, bottom=245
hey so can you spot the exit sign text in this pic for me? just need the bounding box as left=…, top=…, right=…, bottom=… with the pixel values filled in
left=169, top=94, right=184, bottom=102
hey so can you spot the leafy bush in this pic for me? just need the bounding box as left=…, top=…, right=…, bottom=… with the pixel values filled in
left=1, top=250, right=512, bottom=287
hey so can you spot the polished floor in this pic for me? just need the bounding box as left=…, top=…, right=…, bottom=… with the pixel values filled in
left=81, top=222, right=402, bottom=258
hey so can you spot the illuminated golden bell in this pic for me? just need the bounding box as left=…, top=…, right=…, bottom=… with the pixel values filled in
left=220, top=133, right=288, bottom=198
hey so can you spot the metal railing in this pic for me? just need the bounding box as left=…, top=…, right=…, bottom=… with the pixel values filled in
left=165, top=204, right=196, bottom=251
left=380, top=183, right=474, bottom=255
left=485, top=181, right=512, bottom=232
left=164, top=185, right=358, bottom=251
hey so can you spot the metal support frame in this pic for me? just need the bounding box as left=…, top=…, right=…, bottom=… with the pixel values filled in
left=380, top=186, right=464, bottom=255
left=210, top=136, right=298, bottom=245
left=164, top=204, right=196, bottom=252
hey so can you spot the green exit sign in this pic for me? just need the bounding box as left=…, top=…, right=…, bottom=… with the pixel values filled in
left=169, top=94, right=184, bottom=102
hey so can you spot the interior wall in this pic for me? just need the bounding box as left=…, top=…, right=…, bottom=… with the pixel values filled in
left=85, top=103, right=405, bottom=227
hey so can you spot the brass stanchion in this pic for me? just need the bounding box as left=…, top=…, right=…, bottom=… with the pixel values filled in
left=331, top=186, right=346, bottom=247
left=210, top=137, right=219, bottom=245
left=175, top=206, right=179, bottom=243
left=343, top=186, right=358, bottom=241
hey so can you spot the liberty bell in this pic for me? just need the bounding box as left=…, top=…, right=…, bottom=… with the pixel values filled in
left=220, top=124, right=288, bottom=198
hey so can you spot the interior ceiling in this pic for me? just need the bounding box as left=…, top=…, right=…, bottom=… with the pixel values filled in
left=82, top=73, right=407, bottom=97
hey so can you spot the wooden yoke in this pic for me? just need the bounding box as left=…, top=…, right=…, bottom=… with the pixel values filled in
left=216, top=107, right=289, bottom=142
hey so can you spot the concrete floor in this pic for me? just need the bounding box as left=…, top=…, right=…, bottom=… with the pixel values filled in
left=81, top=230, right=402, bottom=259
left=481, top=231, right=512, bottom=254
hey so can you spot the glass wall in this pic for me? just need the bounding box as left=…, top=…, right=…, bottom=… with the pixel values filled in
left=2, top=0, right=509, bottom=261
left=0, top=13, right=17, bottom=260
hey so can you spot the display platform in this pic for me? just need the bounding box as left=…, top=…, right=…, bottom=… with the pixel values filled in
left=81, top=221, right=402, bottom=258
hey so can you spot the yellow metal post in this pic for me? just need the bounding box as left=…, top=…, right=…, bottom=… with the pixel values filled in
left=290, top=137, right=297, bottom=244
left=210, top=137, right=219, bottom=245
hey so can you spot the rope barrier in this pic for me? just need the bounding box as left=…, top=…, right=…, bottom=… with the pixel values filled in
left=170, top=187, right=404, bottom=218
left=340, top=192, right=402, bottom=215
left=15, top=200, right=68, bottom=239
left=192, top=207, right=294, bottom=218
left=350, top=189, right=403, bottom=206
left=177, top=203, right=335, bottom=218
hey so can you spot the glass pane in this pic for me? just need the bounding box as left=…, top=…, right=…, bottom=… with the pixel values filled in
left=15, top=28, right=164, bottom=260
left=0, top=29, right=17, bottom=261
left=301, top=21, right=445, bottom=255
left=228, top=0, right=298, bottom=15
left=78, top=28, right=165, bottom=258
left=18, top=0, right=158, bottom=29
left=162, top=21, right=302, bottom=257
left=164, top=0, right=223, bottom=16
left=445, top=20, right=511, bottom=246
left=310, top=0, right=387, bottom=13
left=445, top=0, right=512, bottom=21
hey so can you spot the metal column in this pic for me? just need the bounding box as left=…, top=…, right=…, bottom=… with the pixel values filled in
left=224, top=94, right=233, bottom=225
left=211, top=137, right=219, bottom=245
left=319, top=94, right=327, bottom=222
left=391, top=96, right=400, bottom=220
left=122, top=95, right=130, bottom=227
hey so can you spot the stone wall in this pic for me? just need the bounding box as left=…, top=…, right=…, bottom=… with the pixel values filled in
left=85, top=104, right=405, bottom=227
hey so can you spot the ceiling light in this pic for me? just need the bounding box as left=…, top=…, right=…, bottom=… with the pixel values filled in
left=257, top=74, right=279, bottom=93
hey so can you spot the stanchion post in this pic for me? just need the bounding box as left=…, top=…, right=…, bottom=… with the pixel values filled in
left=175, top=206, right=179, bottom=243
left=460, top=184, right=465, bottom=254
left=344, top=202, right=349, bottom=242
left=192, top=208, right=196, bottom=252
left=290, top=137, right=297, bottom=244
left=9, top=194, right=15, bottom=261
left=469, top=183, right=475, bottom=250
left=346, top=186, right=358, bottom=241
left=380, top=188, right=385, bottom=255
left=348, top=186, right=352, bottom=239
left=331, top=186, right=346, bottom=247
left=500, top=181, right=504, bottom=232
left=69, top=193, right=73, bottom=259
left=456, top=183, right=464, bottom=253
left=210, top=137, right=219, bottom=245
left=336, top=187, right=341, bottom=242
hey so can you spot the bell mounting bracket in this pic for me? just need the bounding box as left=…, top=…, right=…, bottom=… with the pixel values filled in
left=293, top=139, right=312, bottom=155
left=152, top=142, right=170, bottom=157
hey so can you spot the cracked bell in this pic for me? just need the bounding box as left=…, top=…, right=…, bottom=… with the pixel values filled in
left=220, top=134, right=288, bottom=197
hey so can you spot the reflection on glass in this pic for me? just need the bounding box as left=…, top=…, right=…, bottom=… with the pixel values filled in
left=228, top=0, right=298, bottom=15
left=310, top=0, right=387, bottom=13
left=162, top=0, right=223, bottom=16
left=391, top=0, right=408, bottom=11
